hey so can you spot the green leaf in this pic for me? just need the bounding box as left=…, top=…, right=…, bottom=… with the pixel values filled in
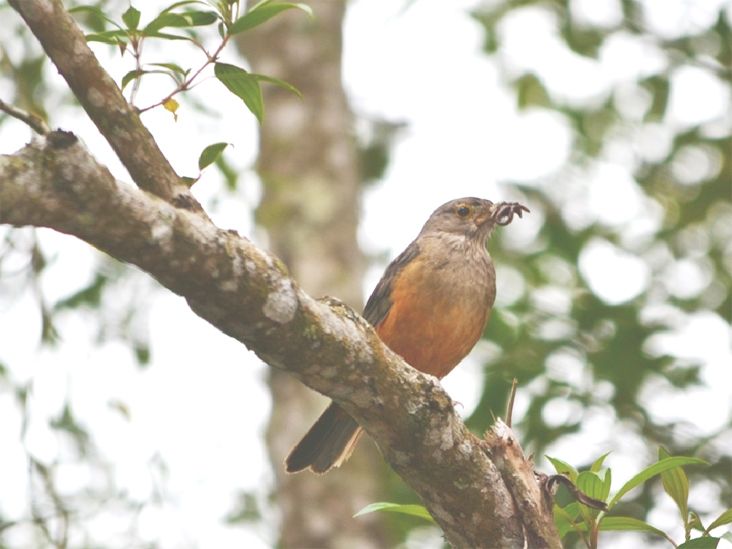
left=598, top=516, right=672, bottom=542
left=121, top=69, right=146, bottom=90
left=69, top=5, right=123, bottom=29
left=690, top=512, right=706, bottom=532
left=577, top=471, right=607, bottom=504
left=85, top=29, right=129, bottom=45
left=546, top=455, right=578, bottom=482
left=677, top=538, right=721, bottom=549
left=229, top=0, right=313, bottom=35
left=214, top=62, right=263, bottom=121
left=601, top=468, right=612, bottom=502
left=161, top=0, right=207, bottom=12
left=122, top=6, right=141, bottom=30
left=707, top=509, right=732, bottom=532
left=353, top=502, right=435, bottom=523
left=198, top=142, right=230, bottom=170
left=144, top=12, right=189, bottom=32
left=252, top=73, right=302, bottom=98
left=659, top=448, right=689, bottom=527
left=591, top=452, right=611, bottom=472
left=144, top=32, right=193, bottom=41
left=149, top=62, right=188, bottom=75
left=553, top=503, right=584, bottom=538
left=86, top=33, right=125, bottom=45
left=608, top=456, right=706, bottom=510
left=144, top=10, right=217, bottom=32
left=182, top=10, right=218, bottom=26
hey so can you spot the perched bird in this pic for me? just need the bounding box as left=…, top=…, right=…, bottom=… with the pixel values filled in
left=286, top=197, right=529, bottom=474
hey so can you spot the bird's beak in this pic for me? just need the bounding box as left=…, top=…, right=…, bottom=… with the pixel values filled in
left=474, top=202, right=497, bottom=227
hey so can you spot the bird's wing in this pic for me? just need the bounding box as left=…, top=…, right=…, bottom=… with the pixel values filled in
left=362, top=240, right=421, bottom=328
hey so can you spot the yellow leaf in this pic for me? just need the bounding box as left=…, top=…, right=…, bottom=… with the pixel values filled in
left=163, top=98, right=179, bottom=120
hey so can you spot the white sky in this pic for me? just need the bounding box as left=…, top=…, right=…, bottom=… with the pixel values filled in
left=0, top=0, right=731, bottom=547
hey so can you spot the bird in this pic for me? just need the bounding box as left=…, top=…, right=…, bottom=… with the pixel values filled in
left=285, top=197, right=529, bottom=474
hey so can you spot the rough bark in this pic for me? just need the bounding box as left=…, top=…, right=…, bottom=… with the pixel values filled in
left=0, top=134, right=560, bottom=548
left=236, top=2, right=390, bottom=547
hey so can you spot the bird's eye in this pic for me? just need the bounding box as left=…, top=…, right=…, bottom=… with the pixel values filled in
left=456, top=206, right=470, bottom=218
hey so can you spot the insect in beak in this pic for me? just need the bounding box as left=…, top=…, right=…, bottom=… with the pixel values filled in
left=493, top=202, right=530, bottom=226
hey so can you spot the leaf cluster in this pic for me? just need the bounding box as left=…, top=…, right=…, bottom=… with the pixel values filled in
left=70, top=0, right=309, bottom=121
left=356, top=450, right=732, bottom=548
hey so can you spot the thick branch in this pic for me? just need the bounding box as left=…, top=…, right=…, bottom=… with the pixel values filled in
left=8, top=0, right=201, bottom=211
left=0, top=135, right=560, bottom=548
left=484, top=421, right=561, bottom=548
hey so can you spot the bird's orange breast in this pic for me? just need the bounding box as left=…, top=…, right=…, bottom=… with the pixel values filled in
left=375, top=255, right=492, bottom=379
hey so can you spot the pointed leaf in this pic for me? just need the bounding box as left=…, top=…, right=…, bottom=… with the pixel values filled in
left=85, top=29, right=129, bottom=44
left=546, top=455, right=578, bottom=482
left=252, top=73, right=301, bottom=98
left=144, top=13, right=190, bottom=32
left=144, top=31, right=193, bottom=41
left=86, top=33, right=126, bottom=45
left=69, top=5, right=123, bottom=29
left=677, top=538, right=720, bottom=549
left=598, top=516, right=673, bottom=543
left=591, top=452, right=611, bottom=472
left=149, top=62, right=187, bottom=75
left=182, top=10, right=218, bottom=26
left=354, top=502, right=435, bottom=523
left=230, top=0, right=313, bottom=35
left=198, top=142, right=230, bottom=170
left=601, top=467, right=612, bottom=502
left=707, top=509, right=732, bottom=532
left=608, top=456, right=706, bottom=510
left=145, top=10, right=217, bottom=31
left=214, top=62, right=263, bottom=121
left=122, top=6, right=141, bottom=30
left=161, top=0, right=208, bottom=12
left=690, top=511, right=707, bottom=532
left=659, top=448, right=689, bottom=526
left=121, top=69, right=147, bottom=90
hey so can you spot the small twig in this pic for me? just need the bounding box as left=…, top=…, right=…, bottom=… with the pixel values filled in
left=138, top=35, right=230, bottom=114
left=0, top=98, right=50, bottom=135
left=505, top=378, right=518, bottom=428
left=129, top=38, right=144, bottom=106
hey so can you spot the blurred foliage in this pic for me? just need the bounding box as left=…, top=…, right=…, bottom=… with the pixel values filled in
left=465, top=0, right=732, bottom=541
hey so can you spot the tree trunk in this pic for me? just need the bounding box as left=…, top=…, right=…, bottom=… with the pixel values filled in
left=236, top=2, right=392, bottom=547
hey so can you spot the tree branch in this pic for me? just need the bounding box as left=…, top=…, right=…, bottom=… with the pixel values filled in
left=0, top=133, right=560, bottom=548
left=8, top=0, right=203, bottom=212
left=0, top=98, right=50, bottom=135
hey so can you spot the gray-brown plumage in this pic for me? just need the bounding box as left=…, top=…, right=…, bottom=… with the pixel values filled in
left=286, top=197, right=528, bottom=474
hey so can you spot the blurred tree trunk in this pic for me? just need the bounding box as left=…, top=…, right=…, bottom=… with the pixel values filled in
left=236, top=3, right=392, bottom=547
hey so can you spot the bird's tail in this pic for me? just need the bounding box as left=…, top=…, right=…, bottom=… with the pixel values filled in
left=285, top=402, right=363, bottom=474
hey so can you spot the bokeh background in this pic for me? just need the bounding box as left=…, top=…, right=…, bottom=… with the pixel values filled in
left=0, top=0, right=730, bottom=547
